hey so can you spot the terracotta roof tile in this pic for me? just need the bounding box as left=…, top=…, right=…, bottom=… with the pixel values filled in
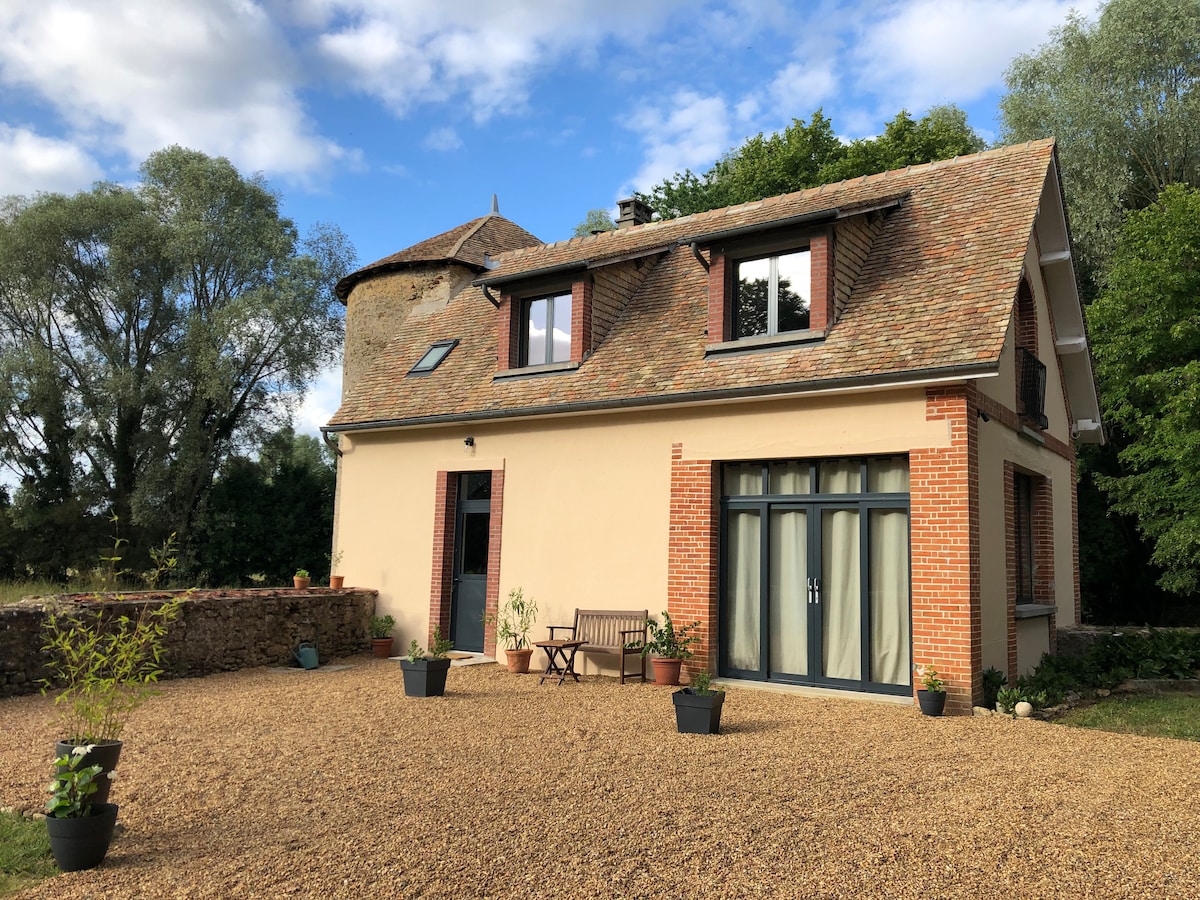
left=330, top=140, right=1056, bottom=429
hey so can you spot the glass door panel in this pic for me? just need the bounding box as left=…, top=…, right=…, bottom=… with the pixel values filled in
left=869, top=509, right=910, bottom=685
left=725, top=509, right=761, bottom=672
left=769, top=509, right=808, bottom=676
left=821, top=508, right=861, bottom=681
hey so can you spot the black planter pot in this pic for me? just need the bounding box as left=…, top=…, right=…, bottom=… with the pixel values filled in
left=400, top=657, right=452, bottom=697
left=55, top=740, right=122, bottom=805
left=46, top=802, right=118, bottom=872
left=672, top=688, right=725, bottom=734
left=917, top=689, right=947, bottom=716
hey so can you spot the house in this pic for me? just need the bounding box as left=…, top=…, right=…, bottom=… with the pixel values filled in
left=324, top=139, right=1102, bottom=714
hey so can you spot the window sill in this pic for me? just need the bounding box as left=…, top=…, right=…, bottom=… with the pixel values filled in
left=1015, top=603, right=1056, bottom=619
left=494, top=361, right=580, bottom=381
left=705, top=330, right=826, bottom=357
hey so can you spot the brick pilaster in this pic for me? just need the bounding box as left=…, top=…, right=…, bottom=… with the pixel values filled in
left=666, top=444, right=720, bottom=679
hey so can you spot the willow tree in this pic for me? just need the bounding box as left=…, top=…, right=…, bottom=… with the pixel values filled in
left=0, top=147, right=354, bottom=575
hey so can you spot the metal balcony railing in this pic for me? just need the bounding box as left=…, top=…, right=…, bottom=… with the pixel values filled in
left=1018, top=346, right=1048, bottom=429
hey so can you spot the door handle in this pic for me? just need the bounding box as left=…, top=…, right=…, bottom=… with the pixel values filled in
left=813, top=578, right=821, bottom=605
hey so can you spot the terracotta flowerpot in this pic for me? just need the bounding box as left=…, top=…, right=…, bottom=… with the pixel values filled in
left=506, top=648, right=534, bottom=674
left=651, top=657, right=683, bottom=686
left=329, top=575, right=345, bottom=589
left=293, top=576, right=311, bottom=590
left=371, top=637, right=394, bottom=658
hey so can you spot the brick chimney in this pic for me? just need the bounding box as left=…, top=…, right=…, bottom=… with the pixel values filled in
left=616, top=198, right=653, bottom=228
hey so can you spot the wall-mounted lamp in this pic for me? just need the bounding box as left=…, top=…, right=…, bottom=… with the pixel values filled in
left=463, top=436, right=475, bottom=447
left=977, top=410, right=990, bottom=422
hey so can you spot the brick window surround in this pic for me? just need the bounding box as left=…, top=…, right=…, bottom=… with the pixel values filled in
left=498, top=279, right=592, bottom=370
left=1003, top=461, right=1055, bottom=676
left=429, top=469, right=505, bottom=656
left=706, top=229, right=833, bottom=343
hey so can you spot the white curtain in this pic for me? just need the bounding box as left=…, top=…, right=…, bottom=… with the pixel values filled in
left=727, top=464, right=763, bottom=496
left=726, top=510, right=760, bottom=670
left=770, top=510, right=807, bottom=675
left=820, top=459, right=860, bottom=494
left=769, top=461, right=809, bottom=494
left=822, top=507, right=861, bottom=680
left=869, top=509, right=910, bottom=685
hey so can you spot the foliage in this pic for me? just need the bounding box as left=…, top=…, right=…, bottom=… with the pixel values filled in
left=0, top=808, right=54, bottom=890
left=294, top=569, right=309, bottom=579
left=0, top=147, right=355, bottom=580
left=982, top=667, right=1008, bottom=710
left=44, top=746, right=107, bottom=819
left=639, top=611, right=700, bottom=660
left=405, top=628, right=452, bottom=662
left=636, top=106, right=983, bottom=219
left=918, top=664, right=945, bottom=693
left=193, top=428, right=335, bottom=586
left=995, top=686, right=1023, bottom=715
left=41, top=598, right=183, bottom=742
left=405, top=639, right=423, bottom=664
left=1001, top=0, right=1200, bottom=291
left=486, top=587, right=538, bottom=650
left=1087, top=186, right=1200, bottom=595
left=572, top=208, right=616, bottom=237
left=369, top=614, right=395, bottom=639
left=1055, top=692, right=1200, bottom=741
left=689, top=669, right=717, bottom=696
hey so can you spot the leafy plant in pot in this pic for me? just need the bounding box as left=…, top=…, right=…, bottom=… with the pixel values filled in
left=672, top=669, right=725, bottom=734
left=293, top=568, right=311, bottom=590
left=399, top=629, right=453, bottom=697
left=485, top=587, right=538, bottom=674
left=917, top=664, right=947, bottom=716
left=41, top=598, right=183, bottom=804
left=369, top=614, right=396, bottom=658
left=639, top=611, right=700, bottom=686
left=328, top=549, right=344, bottom=589
left=44, top=745, right=120, bottom=872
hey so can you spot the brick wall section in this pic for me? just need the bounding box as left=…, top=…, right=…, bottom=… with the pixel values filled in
left=483, top=468, right=505, bottom=657
left=570, top=279, right=592, bottom=363
left=911, top=386, right=980, bottom=712
left=1003, top=461, right=1019, bottom=677
left=666, top=444, right=720, bottom=678
left=706, top=253, right=728, bottom=342
left=808, top=231, right=831, bottom=333
left=1070, top=457, right=1080, bottom=627
left=497, top=293, right=521, bottom=370
left=429, top=472, right=458, bottom=639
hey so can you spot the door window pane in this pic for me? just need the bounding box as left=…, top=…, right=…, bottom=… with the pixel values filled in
left=769, top=509, right=807, bottom=675
left=768, top=461, right=810, bottom=495
left=460, top=512, right=490, bottom=575
left=461, top=472, right=491, bottom=500
left=867, top=457, right=909, bottom=492
left=821, top=508, right=861, bottom=680
left=725, top=509, right=761, bottom=671
left=524, top=298, right=547, bottom=366
left=869, top=509, right=910, bottom=685
left=723, top=463, right=763, bottom=496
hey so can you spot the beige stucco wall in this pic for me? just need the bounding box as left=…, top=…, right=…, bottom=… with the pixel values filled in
left=1016, top=616, right=1052, bottom=676
left=332, top=388, right=952, bottom=672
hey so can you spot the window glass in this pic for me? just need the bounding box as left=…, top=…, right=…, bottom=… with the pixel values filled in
left=524, top=298, right=548, bottom=366
left=735, top=257, right=770, bottom=338
left=550, top=292, right=571, bottom=363
left=775, top=250, right=811, bottom=332
left=866, top=457, right=909, bottom=492
left=461, top=472, right=492, bottom=500
left=819, top=459, right=860, bottom=493
left=522, top=293, right=571, bottom=366
left=1015, top=473, right=1034, bottom=602
left=768, top=461, right=810, bottom=494
left=460, top=512, right=490, bottom=575
left=723, top=463, right=764, bottom=496
left=409, top=340, right=457, bottom=375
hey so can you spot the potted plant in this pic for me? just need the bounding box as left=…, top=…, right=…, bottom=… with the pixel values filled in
left=44, top=744, right=120, bottom=871
left=369, top=614, right=396, bottom=658
left=399, top=628, right=453, bottom=697
left=640, top=611, right=700, bottom=686
left=293, top=569, right=311, bottom=590
left=41, top=598, right=183, bottom=803
left=328, top=550, right=344, bottom=589
left=485, top=588, right=538, bottom=674
left=672, top=669, right=725, bottom=734
left=917, top=663, right=947, bottom=716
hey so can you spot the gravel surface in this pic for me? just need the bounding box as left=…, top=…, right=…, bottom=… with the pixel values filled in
left=3, top=659, right=1199, bottom=899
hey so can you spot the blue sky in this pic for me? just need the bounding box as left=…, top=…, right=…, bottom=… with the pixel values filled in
left=0, top=0, right=1095, bottom=437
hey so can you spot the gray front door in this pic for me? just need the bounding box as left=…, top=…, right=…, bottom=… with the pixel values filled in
left=450, top=472, right=491, bottom=652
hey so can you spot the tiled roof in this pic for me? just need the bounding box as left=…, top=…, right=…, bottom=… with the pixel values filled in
left=329, top=140, right=1057, bottom=430
left=334, top=213, right=541, bottom=299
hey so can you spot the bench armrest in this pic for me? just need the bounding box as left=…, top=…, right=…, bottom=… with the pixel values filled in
left=547, top=625, right=576, bottom=639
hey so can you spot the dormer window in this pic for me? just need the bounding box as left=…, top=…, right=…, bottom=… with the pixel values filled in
left=734, top=249, right=811, bottom=338
left=522, top=292, right=573, bottom=366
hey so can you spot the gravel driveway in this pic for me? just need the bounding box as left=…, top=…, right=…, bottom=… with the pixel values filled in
left=2, top=659, right=1199, bottom=899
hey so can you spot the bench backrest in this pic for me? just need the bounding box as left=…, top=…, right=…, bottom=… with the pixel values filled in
left=573, top=609, right=648, bottom=650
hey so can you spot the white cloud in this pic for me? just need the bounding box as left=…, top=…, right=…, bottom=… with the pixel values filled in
left=0, top=125, right=103, bottom=196
left=0, top=0, right=352, bottom=183
left=422, top=127, right=463, bottom=152
left=296, top=364, right=344, bottom=438
left=623, top=91, right=733, bottom=196
left=768, top=59, right=839, bottom=117
left=851, top=0, right=1080, bottom=114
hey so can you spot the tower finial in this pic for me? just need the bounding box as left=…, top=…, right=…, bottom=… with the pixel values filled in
left=491, top=193, right=499, bottom=215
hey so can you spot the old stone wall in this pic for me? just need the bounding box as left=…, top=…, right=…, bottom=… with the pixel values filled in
left=0, top=588, right=378, bottom=698
left=1056, top=624, right=1200, bottom=660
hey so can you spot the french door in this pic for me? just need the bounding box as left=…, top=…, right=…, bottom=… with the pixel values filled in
left=450, top=472, right=491, bottom=652
left=720, top=458, right=911, bottom=694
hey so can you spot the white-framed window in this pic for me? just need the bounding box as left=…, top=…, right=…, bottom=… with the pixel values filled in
left=521, top=292, right=572, bottom=366
left=733, top=248, right=811, bottom=339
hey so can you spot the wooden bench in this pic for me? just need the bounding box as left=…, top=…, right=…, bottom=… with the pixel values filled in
left=547, top=609, right=648, bottom=684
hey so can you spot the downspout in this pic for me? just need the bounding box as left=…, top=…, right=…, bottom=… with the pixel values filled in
left=480, top=285, right=500, bottom=308
left=690, top=243, right=710, bottom=271
left=321, top=429, right=343, bottom=457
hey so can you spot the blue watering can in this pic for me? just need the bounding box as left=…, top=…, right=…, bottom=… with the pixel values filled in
left=294, top=641, right=319, bottom=670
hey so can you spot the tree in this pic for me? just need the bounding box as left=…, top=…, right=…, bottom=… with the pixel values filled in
left=572, top=208, right=615, bottom=237
left=636, top=106, right=983, bottom=219
left=0, top=147, right=355, bottom=574
left=1001, top=0, right=1200, bottom=292
left=1087, top=185, right=1200, bottom=596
